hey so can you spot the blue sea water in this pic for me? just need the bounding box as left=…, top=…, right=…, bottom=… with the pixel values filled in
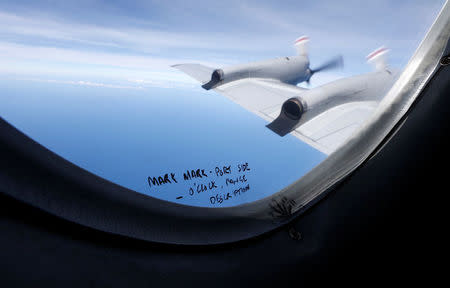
left=0, top=79, right=326, bottom=207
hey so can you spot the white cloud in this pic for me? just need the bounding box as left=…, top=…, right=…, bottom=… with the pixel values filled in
left=0, top=10, right=287, bottom=54
left=0, top=41, right=204, bottom=70
left=18, top=78, right=144, bottom=90
left=0, top=1, right=445, bottom=89
left=0, top=9, right=251, bottom=88
left=0, top=41, right=218, bottom=89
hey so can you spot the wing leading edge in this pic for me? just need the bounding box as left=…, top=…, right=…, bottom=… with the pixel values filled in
left=171, top=64, right=216, bottom=84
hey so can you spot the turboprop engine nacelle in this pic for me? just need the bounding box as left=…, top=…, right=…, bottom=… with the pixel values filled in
left=177, top=36, right=343, bottom=90
left=202, top=56, right=310, bottom=90
left=266, top=66, right=400, bottom=137
left=266, top=97, right=306, bottom=136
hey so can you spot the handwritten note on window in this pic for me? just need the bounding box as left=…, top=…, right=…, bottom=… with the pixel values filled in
left=147, top=162, right=251, bottom=206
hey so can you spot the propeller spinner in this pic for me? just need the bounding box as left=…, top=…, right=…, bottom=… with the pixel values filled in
left=295, top=35, right=344, bottom=84
left=306, top=55, right=344, bottom=84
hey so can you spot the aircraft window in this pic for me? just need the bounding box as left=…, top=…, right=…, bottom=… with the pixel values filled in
left=0, top=0, right=446, bottom=211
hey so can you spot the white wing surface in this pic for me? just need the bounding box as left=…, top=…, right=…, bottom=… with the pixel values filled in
left=294, top=102, right=377, bottom=154
left=174, top=64, right=377, bottom=155
left=215, top=78, right=306, bottom=122
left=171, top=64, right=215, bottom=84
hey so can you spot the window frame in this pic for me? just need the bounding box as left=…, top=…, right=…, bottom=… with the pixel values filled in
left=0, top=3, right=448, bottom=245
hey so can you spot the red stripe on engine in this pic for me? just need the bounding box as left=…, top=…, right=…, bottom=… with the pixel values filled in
left=295, top=36, right=309, bottom=44
left=367, top=47, right=387, bottom=60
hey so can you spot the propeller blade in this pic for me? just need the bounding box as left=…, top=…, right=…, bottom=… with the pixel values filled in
left=311, top=55, right=344, bottom=74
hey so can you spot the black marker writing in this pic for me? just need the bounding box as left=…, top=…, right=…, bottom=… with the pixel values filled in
left=209, top=184, right=250, bottom=205
left=215, top=166, right=231, bottom=176
left=225, top=175, right=247, bottom=186
left=148, top=173, right=177, bottom=188
left=146, top=162, right=252, bottom=205
left=237, top=162, right=251, bottom=172
left=188, top=180, right=219, bottom=195
left=183, top=169, right=208, bottom=180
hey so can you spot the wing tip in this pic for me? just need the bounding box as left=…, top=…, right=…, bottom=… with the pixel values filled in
left=366, top=46, right=389, bottom=61
left=171, top=64, right=185, bottom=68
left=294, top=35, right=309, bottom=56
left=294, top=35, right=310, bottom=45
left=171, top=63, right=201, bottom=68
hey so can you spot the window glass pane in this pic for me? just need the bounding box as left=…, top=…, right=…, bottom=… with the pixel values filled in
left=0, top=0, right=445, bottom=207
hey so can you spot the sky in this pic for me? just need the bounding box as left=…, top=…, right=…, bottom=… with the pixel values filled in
left=0, top=0, right=446, bottom=207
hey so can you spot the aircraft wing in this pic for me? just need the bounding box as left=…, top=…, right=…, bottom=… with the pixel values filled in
left=174, top=64, right=377, bottom=155
left=216, top=79, right=377, bottom=155
left=214, top=78, right=307, bottom=123
left=293, top=102, right=378, bottom=154
left=171, top=64, right=216, bottom=84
